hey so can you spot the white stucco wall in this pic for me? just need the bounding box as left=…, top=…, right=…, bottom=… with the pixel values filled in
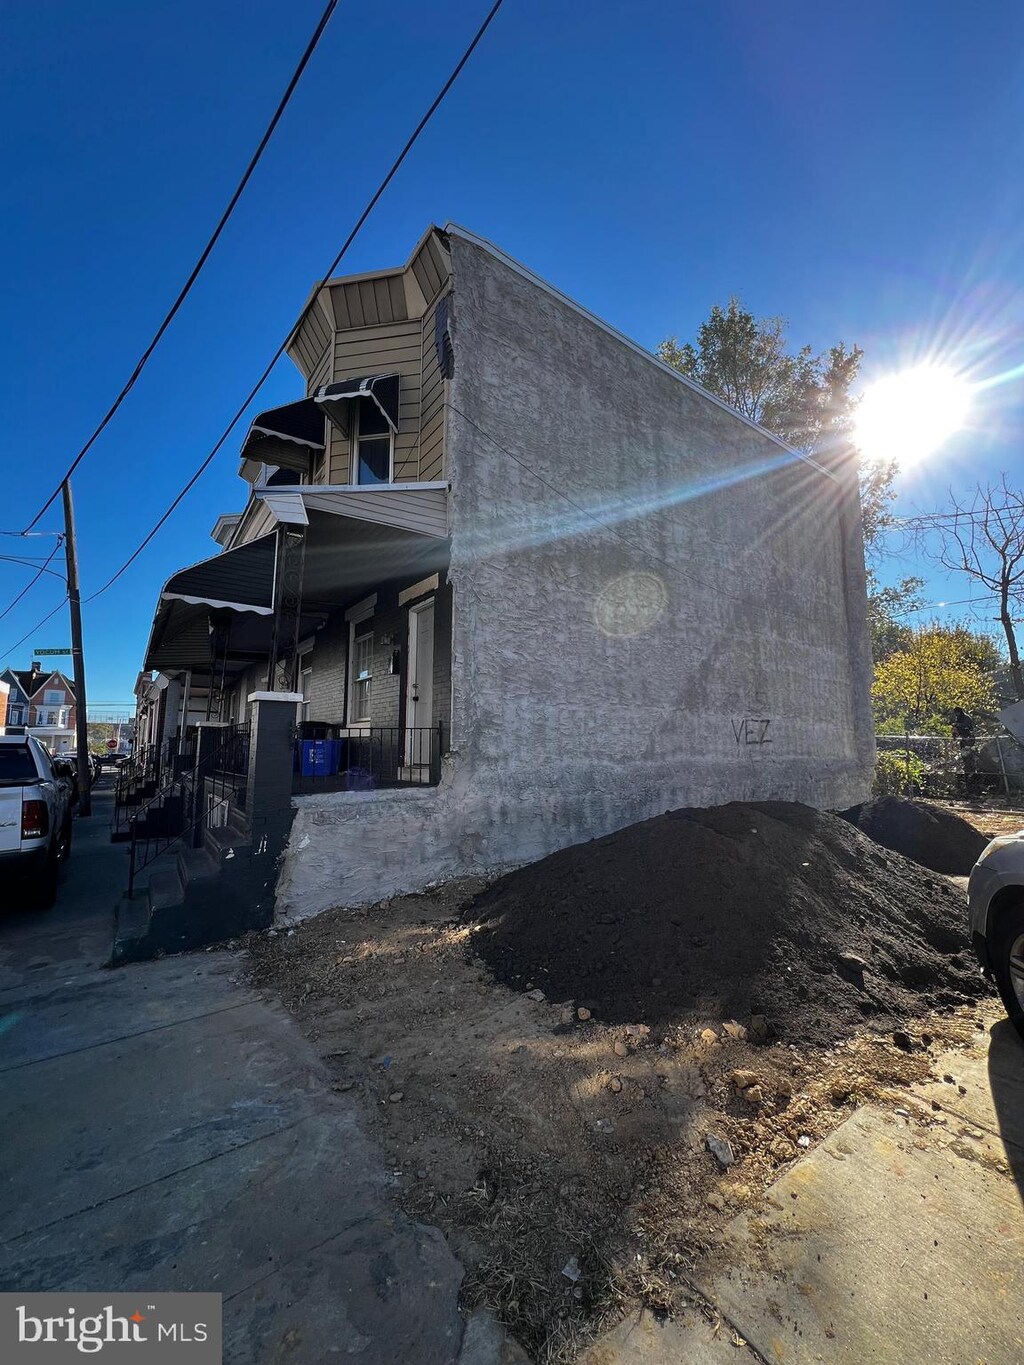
left=278, top=234, right=874, bottom=919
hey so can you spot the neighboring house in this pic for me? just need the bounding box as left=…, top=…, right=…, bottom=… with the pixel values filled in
left=0, top=663, right=76, bottom=754
left=137, top=223, right=874, bottom=922
left=0, top=679, right=8, bottom=733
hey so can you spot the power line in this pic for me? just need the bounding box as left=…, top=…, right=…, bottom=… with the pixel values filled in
left=23, top=0, right=340, bottom=534
left=0, top=539, right=65, bottom=626
left=891, top=595, right=987, bottom=618
left=894, top=503, right=1024, bottom=526
left=0, top=597, right=70, bottom=665
left=82, top=0, right=507, bottom=605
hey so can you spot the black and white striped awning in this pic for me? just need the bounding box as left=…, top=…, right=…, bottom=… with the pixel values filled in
left=160, top=534, right=277, bottom=616
left=314, top=373, right=400, bottom=435
left=239, top=397, right=325, bottom=472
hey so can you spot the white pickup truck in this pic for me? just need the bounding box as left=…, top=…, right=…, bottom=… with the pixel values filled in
left=0, top=734, right=73, bottom=908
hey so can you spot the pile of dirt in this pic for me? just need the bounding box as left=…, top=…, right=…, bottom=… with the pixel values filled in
left=469, top=801, right=986, bottom=1047
left=840, top=796, right=990, bottom=875
left=248, top=876, right=994, bottom=1363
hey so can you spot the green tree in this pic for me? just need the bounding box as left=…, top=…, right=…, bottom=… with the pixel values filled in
left=871, top=625, right=997, bottom=734
left=658, top=300, right=861, bottom=452
left=865, top=573, right=923, bottom=663
left=656, top=298, right=896, bottom=528
left=658, top=296, right=910, bottom=634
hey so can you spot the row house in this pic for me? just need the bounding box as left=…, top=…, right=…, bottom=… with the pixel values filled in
left=126, top=224, right=873, bottom=944
left=0, top=663, right=77, bottom=754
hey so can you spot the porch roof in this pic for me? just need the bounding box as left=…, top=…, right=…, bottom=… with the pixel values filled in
left=143, top=484, right=450, bottom=673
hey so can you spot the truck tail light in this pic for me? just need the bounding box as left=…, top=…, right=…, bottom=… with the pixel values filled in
left=22, top=800, right=49, bottom=839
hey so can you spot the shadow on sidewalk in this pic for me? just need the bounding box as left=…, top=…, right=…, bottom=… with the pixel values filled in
left=987, top=1017, right=1024, bottom=1200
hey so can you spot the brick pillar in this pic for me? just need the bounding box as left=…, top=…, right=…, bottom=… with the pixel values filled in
left=245, top=692, right=300, bottom=920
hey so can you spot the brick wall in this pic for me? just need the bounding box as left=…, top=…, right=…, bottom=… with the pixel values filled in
left=305, top=578, right=452, bottom=738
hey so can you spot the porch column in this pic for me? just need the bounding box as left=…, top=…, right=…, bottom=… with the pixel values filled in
left=245, top=692, right=301, bottom=921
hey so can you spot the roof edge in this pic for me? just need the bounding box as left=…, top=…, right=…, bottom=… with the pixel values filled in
left=285, top=223, right=447, bottom=353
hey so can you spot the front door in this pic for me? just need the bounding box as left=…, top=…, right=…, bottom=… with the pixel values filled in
left=405, top=600, right=434, bottom=771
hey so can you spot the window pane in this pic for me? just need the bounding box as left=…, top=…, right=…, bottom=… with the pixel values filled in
left=352, top=678, right=371, bottom=721
left=358, top=398, right=390, bottom=436
left=351, top=628, right=373, bottom=722
left=0, top=745, right=36, bottom=783
left=357, top=438, right=391, bottom=484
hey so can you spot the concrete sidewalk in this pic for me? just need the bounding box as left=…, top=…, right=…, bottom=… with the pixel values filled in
left=0, top=786, right=494, bottom=1363
left=585, top=1014, right=1024, bottom=1365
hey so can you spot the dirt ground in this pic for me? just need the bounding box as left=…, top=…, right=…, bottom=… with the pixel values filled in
left=933, top=801, right=1024, bottom=839
left=468, top=803, right=985, bottom=1046
left=840, top=796, right=990, bottom=874
left=247, top=871, right=997, bottom=1363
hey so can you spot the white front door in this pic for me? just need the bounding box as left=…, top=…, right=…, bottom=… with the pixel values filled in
left=405, top=600, right=434, bottom=769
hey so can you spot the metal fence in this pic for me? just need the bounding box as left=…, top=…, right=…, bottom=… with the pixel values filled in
left=292, top=723, right=444, bottom=795
left=875, top=732, right=1022, bottom=800
left=126, top=722, right=251, bottom=896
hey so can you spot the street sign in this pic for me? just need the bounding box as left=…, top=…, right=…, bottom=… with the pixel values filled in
left=34, top=648, right=72, bottom=655
left=106, top=739, right=118, bottom=750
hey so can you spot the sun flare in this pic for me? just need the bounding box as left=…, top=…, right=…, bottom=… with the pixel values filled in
left=854, top=364, right=971, bottom=469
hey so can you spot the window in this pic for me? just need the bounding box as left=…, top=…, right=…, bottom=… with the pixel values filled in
left=297, top=651, right=312, bottom=724
left=0, top=744, right=35, bottom=783
left=36, top=709, right=57, bottom=726
left=344, top=595, right=376, bottom=727
left=8, top=706, right=23, bottom=724
left=353, top=398, right=393, bottom=485
left=43, top=689, right=64, bottom=705
left=349, top=626, right=373, bottom=723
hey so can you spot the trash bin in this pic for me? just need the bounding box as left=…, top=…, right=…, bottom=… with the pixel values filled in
left=300, top=739, right=328, bottom=777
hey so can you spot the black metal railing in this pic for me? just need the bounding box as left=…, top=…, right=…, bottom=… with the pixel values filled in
left=126, top=722, right=251, bottom=897
left=292, top=723, right=444, bottom=795
left=203, top=722, right=251, bottom=816
left=112, top=745, right=161, bottom=839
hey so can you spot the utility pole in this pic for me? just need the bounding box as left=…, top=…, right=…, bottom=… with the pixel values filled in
left=61, top=480, right=91, bottom=817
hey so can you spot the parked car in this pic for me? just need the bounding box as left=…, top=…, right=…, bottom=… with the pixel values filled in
left=51, top=755, right=80, bottom=806
left=968, top=829, right=1024, bottom=1040
left=0, top=735, right=73, bottom=907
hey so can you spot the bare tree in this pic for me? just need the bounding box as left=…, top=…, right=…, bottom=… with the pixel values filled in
left=931, top=478, right=1024, bottom=701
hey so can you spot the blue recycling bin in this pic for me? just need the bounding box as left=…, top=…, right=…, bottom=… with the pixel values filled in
left=300, top=740, right=328, bottom=777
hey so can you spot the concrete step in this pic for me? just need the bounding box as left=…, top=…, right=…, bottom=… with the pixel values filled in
left=147, top=868, right=185, bottom=913
left=114, top=895, right=151, bottom=943
left=204, top=818, right=251, bottom=862
left=177, top=846, right=219, bottom=888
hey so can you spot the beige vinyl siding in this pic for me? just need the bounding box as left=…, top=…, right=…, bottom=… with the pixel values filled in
left=410, top=233, right=450, bottom=306
left=290, top=230, right=453, bottom=485
left=328, top=318, right=424, bottom=484
left=307, top=343, right=332, bottom=397
left=327, top=271, right=409, bottom=328
left=419, top=292, right=448, bottom=482
left=287, top=293, right=332, bottom=382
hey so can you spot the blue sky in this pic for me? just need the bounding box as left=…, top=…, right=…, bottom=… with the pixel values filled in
left=2, top=0, right=1023, bottom=703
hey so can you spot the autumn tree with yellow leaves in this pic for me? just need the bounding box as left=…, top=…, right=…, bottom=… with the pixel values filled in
left=872, top=626, right=998, bottom=734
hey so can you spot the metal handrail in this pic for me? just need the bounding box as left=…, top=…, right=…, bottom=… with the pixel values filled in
left=127, top=723, right=251, bottom=897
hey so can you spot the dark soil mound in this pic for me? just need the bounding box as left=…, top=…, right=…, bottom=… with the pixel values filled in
left=840, top=796, right=988, bottom=875
left=469, top=801, right=987, bottom=1047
